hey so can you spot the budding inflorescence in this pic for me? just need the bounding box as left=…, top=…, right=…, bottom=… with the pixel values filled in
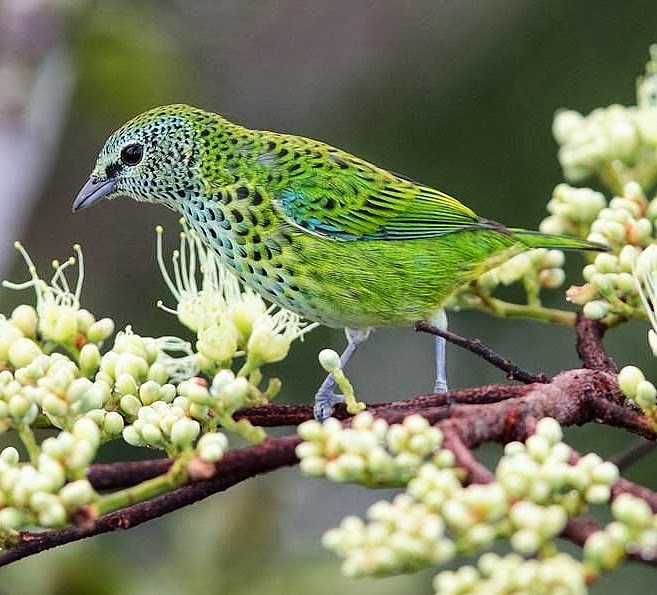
left=313, top=416, right=625, bottom=585
left=0, top=223, right=323, bottom=530
left=296, top=412, right=448, bottom=485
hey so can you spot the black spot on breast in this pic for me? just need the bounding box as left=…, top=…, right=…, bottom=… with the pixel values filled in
left=235, top=186, right=249, bottom=200
left=252, top=191, right=263, bottom=205
left=277, top=148, right=288, bottom=158
left=252, top=233, right=261, bottom=244
left=231, top=209, right=244, bottom=223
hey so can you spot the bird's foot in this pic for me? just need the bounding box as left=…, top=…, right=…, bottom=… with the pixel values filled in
left=313, top=390, right=345, bottom=421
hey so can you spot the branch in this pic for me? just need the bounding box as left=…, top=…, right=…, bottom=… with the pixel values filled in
left=415, top=320, right=551, bottom=384
left=0, top=435, right=300, bottom=566
left=575, top=314, right=618, bottom=372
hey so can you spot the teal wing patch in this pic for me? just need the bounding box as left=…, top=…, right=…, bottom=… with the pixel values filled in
left=275, top=151, right=483, bottom=240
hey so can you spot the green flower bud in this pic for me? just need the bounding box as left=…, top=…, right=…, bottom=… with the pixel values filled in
left=114, top=353, right=149, bottom=382
left=299, top=456, right=326, bottom=477
left=635, top=380, right=657, bottom=409
left=612, top=493, right=653, bottom=527
left=583, top=300, right=609, bottom=320
left=10, top=305, right=38, bottom=338
left=0, top=447, right=19, bottom=465
left=170, top=418, right=200, bottom=449
left=119, top=394, right=141, bottom=417
left=123, top=425, right=145, bottom=447
left=147, top=362, right=169, bottom=385
left=0, top=507, right=25, bottom=529
left=42, top=393, right=68, bottom=418
left=78, top=343, right=101, bottom=377
left=141, top=423, right=164, bottom=446
left=246, top=321, right=291, bottom=364
left=8, top=337, right=42, bottom=368
left=318, top=348, right=341, bottom=373
left=73, top=417, right=101, bottom=447
left=617, top=365, right=646, bottom=398
left=197, top=432, right=229, bottom=462
left=74, top=309, right=95, bottom=335
left=511, top=528, right=541, bottom=555
left=138, top=380, right=162, bottom=405
left=115, top=374, right=139, bottom=401
left=38, top=500, right=67, bottom=527
left=59, top=479, right=95, bottom=509
left=585, top=484, right=611, bottom=504
left=297, top=419, right=324, bottom=442
left=102, top=411, right=125, bottom=438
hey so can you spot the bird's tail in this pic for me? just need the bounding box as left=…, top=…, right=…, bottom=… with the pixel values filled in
left=509, top=228, right=609, bottom=252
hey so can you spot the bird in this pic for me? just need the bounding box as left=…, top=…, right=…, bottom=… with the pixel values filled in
left=73, top=104, right=604, bottom=420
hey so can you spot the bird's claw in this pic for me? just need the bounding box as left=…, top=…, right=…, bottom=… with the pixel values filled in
left=313, top=390, right=345, bottom=421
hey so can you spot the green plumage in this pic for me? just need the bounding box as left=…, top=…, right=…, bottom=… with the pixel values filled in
left=74, top=104, right=602, bottom=328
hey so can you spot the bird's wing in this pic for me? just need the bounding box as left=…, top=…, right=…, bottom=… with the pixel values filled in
left=273, top=151, right=483, bottom=241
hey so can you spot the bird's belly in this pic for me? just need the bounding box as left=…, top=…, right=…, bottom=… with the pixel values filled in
left=188, top=214, right=519, bottom=328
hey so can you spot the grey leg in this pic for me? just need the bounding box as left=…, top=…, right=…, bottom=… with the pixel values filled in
left=429, top=310, right=448, bottom=393
left=313, top=327, right=371, bottom=420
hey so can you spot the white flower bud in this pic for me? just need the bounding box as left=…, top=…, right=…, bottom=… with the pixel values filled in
left=170, top=418, right=200, bottom=449
left=8, top=337, right=42, bottom=368
left=59, top=479, right=95, bottom=508
left=10, top=305, right=38, bottom=338
left=617, top=365, right=646, bottom=398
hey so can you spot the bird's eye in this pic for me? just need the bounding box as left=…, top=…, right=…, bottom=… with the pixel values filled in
left=120, top=143, right=144, bottom=166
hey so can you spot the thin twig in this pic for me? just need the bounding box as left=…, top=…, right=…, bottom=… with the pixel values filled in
left=414, top=320, right=550, bottom=384
left=610, top=439, right=656, bottom=471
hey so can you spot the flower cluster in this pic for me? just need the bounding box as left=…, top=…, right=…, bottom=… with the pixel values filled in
left=552, top=45, right=657, bottom=185
left=296, top=412, right=449, bottom=485
left=156, top=222, right=316, bottom=377
left=584, top=493, right=657, bottom=572
left=315, top=416, right=621, bottom=584
left=0, top=418, right=99, bottom=530
left=322, top=494, right=455, bottom=577
left=0, top=219, right=319, bottom=530
left=433, top=553, right=587, bottom=595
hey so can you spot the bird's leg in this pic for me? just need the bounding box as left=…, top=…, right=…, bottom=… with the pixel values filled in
left=430, top=310, right=448, bottom=393
left=313, top=327, right=371, bottom=421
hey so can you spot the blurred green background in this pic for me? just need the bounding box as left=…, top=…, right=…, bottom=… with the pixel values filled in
left=1, top=0, right=657, bottom=592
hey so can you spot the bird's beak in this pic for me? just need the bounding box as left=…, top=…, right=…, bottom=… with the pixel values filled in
left=72, top=176, right=117, bottom=212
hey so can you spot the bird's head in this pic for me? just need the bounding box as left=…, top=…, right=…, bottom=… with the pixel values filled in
left=73, top=104, right=207, bottom=212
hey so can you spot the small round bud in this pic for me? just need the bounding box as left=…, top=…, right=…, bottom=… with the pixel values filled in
left=102, top=411, right=125, bottom=438
left=197, top=432, right=229, bottom=462
left=583, top=300, right=609, bottom=320
left=86, top=318, right=115, bottom=343
left=318, top=348, right=341, bottom=373
left=617, top=365, right=646, bottom=398
left=59, top=479, right=95, bottom=508
left=8, top=337, right=42, bottom=368
left=170, top=418, right=200, bottom=449
left=10, top=305, right=38, bottom=337
left=119, top=394, right=141, bottom=417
